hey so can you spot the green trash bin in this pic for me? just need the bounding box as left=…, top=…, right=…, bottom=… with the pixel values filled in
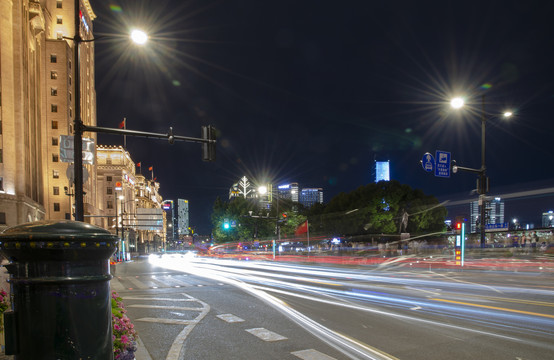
left=0, top=220, right=117, bottom=359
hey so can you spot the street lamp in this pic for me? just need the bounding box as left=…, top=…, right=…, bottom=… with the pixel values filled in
left=450, top=95, right=513, bottom=247
left=73, top=1, right=148, bottom=221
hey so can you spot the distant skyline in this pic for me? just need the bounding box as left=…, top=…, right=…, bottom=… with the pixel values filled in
left=91, top=0, right=554, bottom=233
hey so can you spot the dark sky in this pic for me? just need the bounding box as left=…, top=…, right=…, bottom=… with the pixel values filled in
left=91, top=0, right=554, bottom=233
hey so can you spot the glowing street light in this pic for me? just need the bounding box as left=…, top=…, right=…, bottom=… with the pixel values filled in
left=450, top=97, right=464, bottom=109
left=449, top=95, right=514, bottom=247
left=130, top=29, right=148, bottom=45
left=73, top=16, right=148, bottom=222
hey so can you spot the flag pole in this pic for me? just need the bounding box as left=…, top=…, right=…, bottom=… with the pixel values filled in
left=307, top=220, right=310, bottom=257
left=123, top=117, right=127, bottom=149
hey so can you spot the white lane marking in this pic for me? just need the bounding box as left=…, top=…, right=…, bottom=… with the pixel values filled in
left=216, top=314, right=245, bottom=323
left=126, top=276, right=149, bottom=289
left=159, top=276, right=190, bottom=287
left=246, top=328, right=288, bottom=342
left=292, top=349, right=337, bottom=360
left=110, top=278, right=125, bottom=292
left=136, top=317, right=199, bottom=325
left=122, top=297, right=196, bottom=302
left=128, top=304, right=204, bottom=311
left=410, top=306, right=422, bottom=310
left=166, top=295, right=210, bottom=360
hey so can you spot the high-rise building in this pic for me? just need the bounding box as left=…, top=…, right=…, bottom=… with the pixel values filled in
left=542, top=211, right=554, bottom=228
left=178, top=199, right=190, bottom=237
left=470, top=197, right=504, bottom=233
left=277, top=183, right=299, bottom=202
left=0, top=0, right=98, bottom=229
left=299, top=188, right=324, bottom=208
left=373, top=160, right=390, bottom=183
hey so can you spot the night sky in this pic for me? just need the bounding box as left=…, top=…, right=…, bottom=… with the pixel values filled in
left=91, top=0, right=554, bottom=233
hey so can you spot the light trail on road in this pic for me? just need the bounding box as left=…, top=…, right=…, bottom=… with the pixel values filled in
left=148, top=254, right=554, bottom=359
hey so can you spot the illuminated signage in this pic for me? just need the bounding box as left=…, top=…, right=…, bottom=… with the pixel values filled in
left=163, top=204, right=171, bottom=210
left=115, top=181, right=122, bottom=191
left=278, top=184, right=290, bottom=189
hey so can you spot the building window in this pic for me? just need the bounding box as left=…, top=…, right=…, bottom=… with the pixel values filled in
left=53, top=187, right=60, bottom=195
left=56, top=1, right=62, bottom=9
left=57, top=17, right=63, bottom=24
left=65, top=213, right=71, bottom=220
left=51, top=104, right=58, bottom=113
left=53, top=170, right=60, bottom=179
left=0, top=212, right=5, bottom=224
left=51, top=71, right=58, bottom=80
left=51, top=88, right=58, bottom=96
left=50, top=55, right=57, bottom=63
left=107, top=201, right=113, bottom=209
left=52, top=154, right=59, bottom=162
left=106, top=158, right=112, bottom=165
left=52, top=121, right=58, bottom=129
left=107, top=176, right=113, bottom=182
left=0, top=149, right=2, bottom=164
left=54, top=203, right=60, bottom=212
left=0, top=177, right=3, bottom=191
left=52, top=137, right=58, bottom=146
left=56, top=32, right=63, bottom=40
left=107, top=187, right=113, bottom=195
left=0, top=120, right=2, bottom=134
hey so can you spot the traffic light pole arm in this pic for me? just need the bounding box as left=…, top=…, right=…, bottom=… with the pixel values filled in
left=82, top=125, right=215, bottom=145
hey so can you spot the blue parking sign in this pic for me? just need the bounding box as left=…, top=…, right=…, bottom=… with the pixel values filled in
left=434, top=150, right=451, bottom=178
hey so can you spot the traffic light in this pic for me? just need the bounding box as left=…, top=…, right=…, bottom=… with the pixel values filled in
left=281, top=213, right=288, bottom=224
left=201, top=125, right=216, bottom=162
left=223, top=222, right=230, bottom=230
left=456, top=222, right=462, bottom=230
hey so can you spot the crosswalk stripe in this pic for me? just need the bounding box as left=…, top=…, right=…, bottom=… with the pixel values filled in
left=128, top=304, right=205, bottom=311
left=246, top=328, right=288, bottom=342
left=110, top=278, right=125, bottom=292
left=127, top=276, right=149, bottom=289
left=121, top=297, right=196, bottom=302
left=291, top=349, right=337, bottom=360
left=216, top=314, right=245, bottom=323
left=136, top=317, right=198, bottom=325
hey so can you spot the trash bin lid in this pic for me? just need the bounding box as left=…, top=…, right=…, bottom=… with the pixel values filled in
left=0, top=220, right=117, bottom=262
left=0, top=220, right=115, bottom=241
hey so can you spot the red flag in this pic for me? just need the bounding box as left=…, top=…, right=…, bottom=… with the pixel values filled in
left=118, top=120, right=125, bottom=129
left=149, top=166, right=153, bottom=171
left=136, top=162, right=141, bottom=167
left=153, top=177, right=157, bottom=182
left=295, top=220, right=308, bottom=236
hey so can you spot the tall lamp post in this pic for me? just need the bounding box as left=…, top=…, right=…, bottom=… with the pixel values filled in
left=450, top=95, right=512, bottom=247
left=72, top=1, right=149, bottom=222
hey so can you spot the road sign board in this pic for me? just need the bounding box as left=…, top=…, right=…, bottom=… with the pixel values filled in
left=230, top=220, right=237, bottom=228
left=421, top=152, right=434, bottom=172
left=485, top=222, right=509, bottom=232
left=434, top=150, right=451, bottom=178
left=60, top=135, right=96, bottom=165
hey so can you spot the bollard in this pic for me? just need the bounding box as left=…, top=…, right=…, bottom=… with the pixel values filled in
left=0, top=220, right=117, bottom=359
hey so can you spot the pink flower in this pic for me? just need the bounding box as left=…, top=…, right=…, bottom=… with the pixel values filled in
left=121, top=335, right=129, bottom=344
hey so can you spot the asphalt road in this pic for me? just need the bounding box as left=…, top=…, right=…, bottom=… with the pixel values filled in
left=111, top=254, right=554, bottom=360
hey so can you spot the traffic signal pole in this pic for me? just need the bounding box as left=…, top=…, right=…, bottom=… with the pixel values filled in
left=72, top=125, right=216, bottom=221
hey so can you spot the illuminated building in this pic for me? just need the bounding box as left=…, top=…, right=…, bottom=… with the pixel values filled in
left=0, top=0, right=98, bottom=228
left=278, top=183, right=299, bottom=202
left=373, top=160, right=390, bottom=183
left=470, top=197, right=504, bottom=233
left=178, top=199, right=190, bottom=236
left=299, top=188, right=324, bottom=208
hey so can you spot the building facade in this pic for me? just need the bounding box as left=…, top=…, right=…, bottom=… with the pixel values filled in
left=470, top=197, right=505, bottom=233
left=373, top=160, right=390, bottom=183
left=299, top=188, right=323, bottom=208
left=277, top=183, right=299, bottom=202
left=0, top=0, right=98, bottom=229
left=178, top=198, right=190, bottom=237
